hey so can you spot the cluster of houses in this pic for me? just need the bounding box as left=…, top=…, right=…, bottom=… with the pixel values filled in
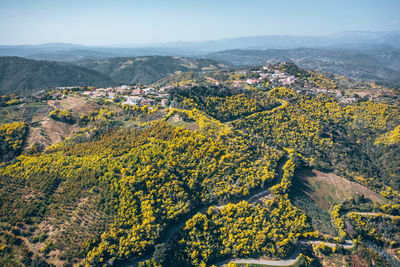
left=53, top=64, right=397, bottom=109
left=232, top=67, right=297, bottom=87
left=262, top=66, right=297, bottom=85
left=79, top=85, right=171, bottom=107
left=294, top=87, right=359, bottom=103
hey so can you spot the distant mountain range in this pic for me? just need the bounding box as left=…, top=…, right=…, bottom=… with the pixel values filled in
left=1, top=31, right=400, bottom=93
left=1, top=31, right=399, bottom=61
left=0, top=56, right=224, bottom=94
left=204, top=47, right=400, bottom=87
left=0, top=44, right=200, bottom=62
left=168, top=30, right=400, bottom=52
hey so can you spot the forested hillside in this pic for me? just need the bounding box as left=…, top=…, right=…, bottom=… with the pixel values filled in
left=0, top=56, right=225, bottom=95
left=74, top=56, right=224, bottom=85
left=0, top=63, right=399, bottom=266
left=0, top=57, right=118, bottom=94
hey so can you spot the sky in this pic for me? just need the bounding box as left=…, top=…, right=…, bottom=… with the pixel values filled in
left=0, top=0, right=399, bottom=45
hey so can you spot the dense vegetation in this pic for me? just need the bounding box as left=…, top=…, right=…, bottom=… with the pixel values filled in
left=167, top=152, right=312, bottom=267
left=175, top=198, right=309, bottom=266
left=170, top=85, right=279, bottom=122
left=75, top=56, right=224, bottom=85
left=0, top=63, right=399, bottom=266
left=0, top=57, right=117, bottom=94
left=49, top=109, right=75, bottom=124
left=231, top=87, right=400, bottom=190
left=0, top=122, right=27, bottom=162
left=0, top=117, right=282, bottom=265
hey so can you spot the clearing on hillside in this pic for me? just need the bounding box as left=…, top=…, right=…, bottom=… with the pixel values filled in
left=290, top=168, right=386, bottom=235
left=166, top=113, right=200, bottom=131
left=294, top=168, right=385, bottom=210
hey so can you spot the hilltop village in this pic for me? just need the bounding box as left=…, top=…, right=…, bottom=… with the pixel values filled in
left=27, top=62, right=396, bottom=109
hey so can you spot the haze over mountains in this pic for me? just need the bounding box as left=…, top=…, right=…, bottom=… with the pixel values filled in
left=1, top=31, right=400, bottom=61
left=206, top=46, right=400, bottom=87
left=1, top=31, right=400, bottom=94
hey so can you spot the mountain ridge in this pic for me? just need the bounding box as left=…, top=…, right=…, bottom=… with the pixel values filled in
left=73, top=56, right=225, bottom=85
left=0, top=56, right=116, bottom=94
left=204, top=47, right=400, bottom=87
left=0, top=56, right=225, bottom=94
left=1, top=30, right=399, bottom=61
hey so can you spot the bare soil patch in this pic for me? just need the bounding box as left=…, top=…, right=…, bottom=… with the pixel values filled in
left=294, top=168, right=385, bottom=211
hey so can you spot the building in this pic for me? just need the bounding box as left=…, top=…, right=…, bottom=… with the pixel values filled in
left=123, top=96, right=142, bottom=105
left=281, top=76, right=297, bottom=85
left=81, top=91, right=93, bottom=96
left=107, top=92, right=116, bottom=99
left=159, top=86, right=171, bottom=93
left=131, top=89, right=142, bottom=95
left=143, top=87, right=155, bottom=94
left=141, top=98, right=154, bottom=106
left=92, top=91, right=107, bottom=98
left=161, top=99, right=169, bottom=107
left=246, top=79, right=258, bottom=85
left=157, top=94, right=169, bottom=99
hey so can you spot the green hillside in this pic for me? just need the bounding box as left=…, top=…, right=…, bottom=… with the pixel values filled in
left=0, top=56, right=117, bottom=94
left=0, top=63, right=399, bottom=266
left=75, top=56, right=224, bottom=85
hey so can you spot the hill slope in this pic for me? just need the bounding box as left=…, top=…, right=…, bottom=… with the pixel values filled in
left=205, top=47, right=400, bottom=87
left=1, top=64, right=400, bottom=266
left=0, top=56, right=117, bottom=94
left=74, top=56, right=224, bottom=84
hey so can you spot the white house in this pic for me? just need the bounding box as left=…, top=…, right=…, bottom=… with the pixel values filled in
left=123, top=96, right=142, bottom=105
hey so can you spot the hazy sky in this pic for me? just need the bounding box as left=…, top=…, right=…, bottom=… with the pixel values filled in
left=0, top=0, right=399, bottom=45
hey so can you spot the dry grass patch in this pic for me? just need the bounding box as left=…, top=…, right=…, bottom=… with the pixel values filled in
left=294, top=168, right=386, bottom=212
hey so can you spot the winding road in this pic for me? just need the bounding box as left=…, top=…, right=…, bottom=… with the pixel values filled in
left=120, top=153, right=364, bottom=267
left=217, top=211, right=400, bottom=266
left=347, top=211, right=399, bottom=219
left=215, top=240, right=355, bottom=267
left=216, top=240, right=355, bottom=266
left=119, top=156, right=286, bottom=267
left=120, top=100, right=396, bottom=267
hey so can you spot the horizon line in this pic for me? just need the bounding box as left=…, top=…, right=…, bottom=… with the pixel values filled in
left=1, top=29, right=399, bottom=47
